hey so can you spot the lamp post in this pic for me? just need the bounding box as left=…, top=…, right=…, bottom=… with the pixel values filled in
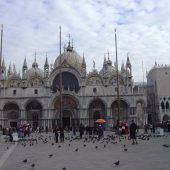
left=114, top=29, right=120, bottom=128
left=0, top=24, right=3, bottom=80
left=59, top=26, right=63, bottom=127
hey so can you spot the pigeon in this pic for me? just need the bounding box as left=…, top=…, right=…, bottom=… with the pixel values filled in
left=103, top=145, right=106, bottom=148
left=62, top=168, right=66, bottom=170
left=58, top=145, right=61, bottom=148
left=114, top=160, right=120, bottom=167
left=23, top=159, right=27, bottom=163
left=124, top=148, right=127, bottom=152
left=162, top=144, right=169, bottom=148
left=75, top=148, right=79, bottom=152
left=95, top=146, right=98, bottom=149
left=83, top=144, right=86, bottom=147
left=51, top=143, right=54, bottom=146
left=31, top=163, right=35, bottom=168
left=48, top=154, right=53, bottom=158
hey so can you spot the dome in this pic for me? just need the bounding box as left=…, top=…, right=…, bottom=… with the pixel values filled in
left=54, top=43, right=83, bottom=70
left=99, top=65, right=116, bottom=77
left=27, top=68, right=44, bottom=78
left=27, top=60, right=44, bottom=78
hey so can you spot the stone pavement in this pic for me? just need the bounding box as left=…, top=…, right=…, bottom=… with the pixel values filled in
left=0, top=131, right=170, bottom=170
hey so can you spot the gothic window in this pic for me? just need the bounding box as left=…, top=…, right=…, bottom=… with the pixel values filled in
left=161, top=101, right=165, bottom=111
left=166, top=101, right=169, bottom=110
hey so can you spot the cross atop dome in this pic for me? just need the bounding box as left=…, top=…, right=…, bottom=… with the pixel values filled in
left=66, top=34, right=73, bottom=52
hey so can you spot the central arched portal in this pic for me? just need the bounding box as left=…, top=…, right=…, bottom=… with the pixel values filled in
left=26, top=101, right=42, bottom=130
left=54, top=95, right=79, bottom=128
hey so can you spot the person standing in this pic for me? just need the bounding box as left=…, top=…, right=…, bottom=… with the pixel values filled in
left=54, top=127, right=59, bottom=143
left=79, top=124, right=84, bottom=139
left=60, top=127, right=64, bottom=142
left=45, top=126, right=48, bottom=134
left=130, top=120, right=138, bottom=144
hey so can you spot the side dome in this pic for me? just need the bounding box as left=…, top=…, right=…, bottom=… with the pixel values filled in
left=27, top=59, right=44, bottom=78
left=54, top=42, right=83, bottom=70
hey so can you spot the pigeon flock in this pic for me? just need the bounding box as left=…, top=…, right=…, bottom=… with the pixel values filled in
left=2, top=131, right=170, bottom=170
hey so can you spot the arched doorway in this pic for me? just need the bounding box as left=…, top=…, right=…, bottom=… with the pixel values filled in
left=62, top=110, right=72, bottom=128
left=111, top=100, right=129, bottom=123
left=54, top=95, right=79, bottom=128
left=163, top=114, right=170, bottom=122
left=26, top=101, right=42, bottom=130
left=89, top=100, right=106, bottom=127
left=3, top=103, right=20, bottom=127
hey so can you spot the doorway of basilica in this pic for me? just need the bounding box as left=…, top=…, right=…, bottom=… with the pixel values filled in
left=26, top=101, right=42, bottom=130
left=62, top=110, right=72, bottom=128
left=3, top=103, right=20, bottom=128
left=54, top=95, right=79, bottom=128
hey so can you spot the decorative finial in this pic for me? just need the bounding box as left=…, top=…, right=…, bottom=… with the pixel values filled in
left=108, top=50, right=110, bottom=60
left=72, top=38, right=74, bottom=49
left=68, top=33, right=71, bottom=45
left=34, top=50, right=37, bottom=62
left=93, top=60, right=95, bottom=70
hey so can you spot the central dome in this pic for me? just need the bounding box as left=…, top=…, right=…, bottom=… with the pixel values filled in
left=54, top=42, right=82, bottom=70
left=27, top=59, right=44, bottom=78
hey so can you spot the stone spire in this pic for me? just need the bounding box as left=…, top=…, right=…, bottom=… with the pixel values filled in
left=126, top=54, right=131, bottom=68
left=23, top=57, right=27, bottom=68
left=22, top=57, right=28, bottom=79
left=44, top=53, right=49, bottom=79
left=8, top=63, right=12, bottom=76
left=44, top=53, right=49, bottom=69
left=81, top=53, right=86, bottom=78
left=1, top=58, right=6, bottom=80
left=107, top=51, right=112, bottom=65
left=121, top=61, right=125, bottom=73
left=13, top=64, right=16, bottom=74
left=82, top=53, right=86, bottom=68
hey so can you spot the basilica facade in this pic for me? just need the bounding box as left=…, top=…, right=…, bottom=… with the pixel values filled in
left=0, top=40, right=147, bottom=130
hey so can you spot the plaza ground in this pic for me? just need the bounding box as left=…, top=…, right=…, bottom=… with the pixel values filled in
left=0, top=131, right=170, bottom=170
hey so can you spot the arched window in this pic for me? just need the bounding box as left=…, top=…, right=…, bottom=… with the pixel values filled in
left=161, top=101, right=165, bottom=112
left=166, top=101, right=169, bottom=110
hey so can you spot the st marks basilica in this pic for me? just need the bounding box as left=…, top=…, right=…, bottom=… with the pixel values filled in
left=0, top=39, right=147, bottom=130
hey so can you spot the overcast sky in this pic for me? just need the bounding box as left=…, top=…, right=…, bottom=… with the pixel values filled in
left=1, top=0, right=170, bottom=82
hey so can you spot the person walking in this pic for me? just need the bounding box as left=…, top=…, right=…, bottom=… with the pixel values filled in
left=130, top=120, right=138, bottom=144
